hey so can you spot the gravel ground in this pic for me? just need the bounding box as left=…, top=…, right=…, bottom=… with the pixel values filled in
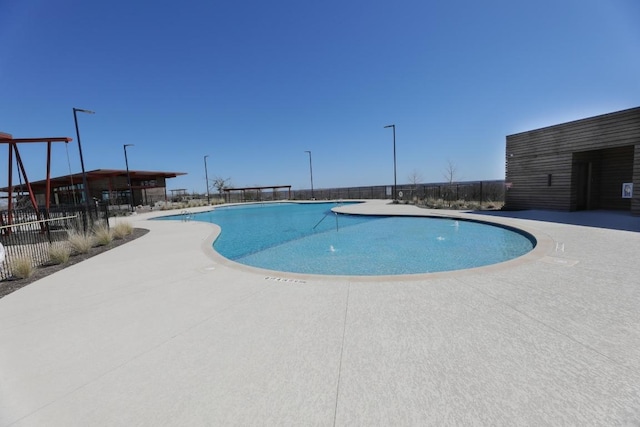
left=0, top=228, right=149, bottom=299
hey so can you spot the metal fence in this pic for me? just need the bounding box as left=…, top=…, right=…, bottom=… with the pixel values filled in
left=291, top=180, right=506, bottom=203
left=218, top=180, right=505, bottom=204
left=224, top=190, right=292, bottom=204
left=419, top=180, right=505, bottom=204
left=0, top=204, right=108, bottom=281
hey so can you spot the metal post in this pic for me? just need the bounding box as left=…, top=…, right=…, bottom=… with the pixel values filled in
left=124, top=144, right=134, bottom=211
left=73, top=108, right=95, bottom=217
left=204, top=155, right=210, bottom=205
left=384, top=124, right=397, bottom=202
left=305, top=150, right=314, bottom=199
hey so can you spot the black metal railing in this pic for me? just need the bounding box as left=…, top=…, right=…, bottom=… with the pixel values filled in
left=290, top=180, right=506, bottom=204
left=215, top=180, right=505, bottom=205
left=0, top=203, right=108, bottom=281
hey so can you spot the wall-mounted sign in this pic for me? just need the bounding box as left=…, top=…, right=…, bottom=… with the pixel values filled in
left=622, top=182, right=633, bottom=199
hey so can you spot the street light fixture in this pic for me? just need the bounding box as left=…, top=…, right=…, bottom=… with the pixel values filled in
left=384, top=124, right=397, bottom=202
left=73, top=107, right=95, bottom=214
left=204, top=155, right=211, bottom=205
left=123, top=144, right=134, bottom=212
left=304, top=150, right=314, bottom=200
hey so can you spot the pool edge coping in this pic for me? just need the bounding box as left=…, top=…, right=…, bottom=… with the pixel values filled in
left=197, top=202, right=555, bottom=282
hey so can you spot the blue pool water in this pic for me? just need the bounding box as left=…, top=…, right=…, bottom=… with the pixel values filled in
left=158, top=202, right=535, bottom=276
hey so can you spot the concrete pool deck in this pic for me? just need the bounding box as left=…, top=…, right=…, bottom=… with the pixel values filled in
left=0, top=200, right=639, bottom=425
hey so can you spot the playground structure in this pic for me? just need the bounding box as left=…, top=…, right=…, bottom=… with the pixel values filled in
left=1, top=131, right=74, bottom=231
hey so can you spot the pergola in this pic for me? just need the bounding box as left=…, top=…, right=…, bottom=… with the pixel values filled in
left=223, top=185, right=292, bottom=202
left=169, top=189, right=188, bottom=201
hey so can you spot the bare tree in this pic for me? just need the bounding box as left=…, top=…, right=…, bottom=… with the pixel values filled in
left=407, top=169, right=423, bottom=201
left=443, top=160, right=458, bottom=206
left=443, top=160, right=457, bottom=185
left=211, top=177, right=232, bottom=198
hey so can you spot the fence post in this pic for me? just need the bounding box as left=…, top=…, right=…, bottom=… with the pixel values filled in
left=81, top=206, right=88, bottom=233
left=44, top=209, right=53, bottom=243
left=102, top=203, right=110, bottom=228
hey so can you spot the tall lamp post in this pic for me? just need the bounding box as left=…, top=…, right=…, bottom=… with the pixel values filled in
left=123, top=144, right=134, bottom=212
left=73, top=107, right=95, bottom=214
left=384, top=124, right=397, bottom=202
left=204, top=155, right=211, bottom=205
left=304, top=150, right=314, bottom=200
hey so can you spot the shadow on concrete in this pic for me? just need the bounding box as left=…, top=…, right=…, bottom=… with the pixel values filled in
left=471, top=209, right=640, bottom=232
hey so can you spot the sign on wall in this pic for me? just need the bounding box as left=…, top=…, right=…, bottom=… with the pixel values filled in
left=622, top=183, right=633, bottom=199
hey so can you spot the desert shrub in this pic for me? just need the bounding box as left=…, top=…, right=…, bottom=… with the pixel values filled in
left=424, top=198, right=446, bottom=209
left=10, top=255, right=34, bottom=279
left=449, top=200, right=466, bottom=209
left=92, top=221, right=113, bottom=246
left=466, top=201, right=481, bottom=210
left=48, top=242, right=71, bottom=264
left=112, top=221, right=134, bottom=239
left=482, top=199, right=503, bottom=210
left=67, top=229, right=93, bottom=254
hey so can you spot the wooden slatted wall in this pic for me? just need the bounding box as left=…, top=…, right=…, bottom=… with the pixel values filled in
left=633, top=145, right=640, bottom=215
left=505, top=106, right=640, bottom=213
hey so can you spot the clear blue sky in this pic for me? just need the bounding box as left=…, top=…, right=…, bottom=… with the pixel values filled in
left=1, top=0, right=639, bottom=193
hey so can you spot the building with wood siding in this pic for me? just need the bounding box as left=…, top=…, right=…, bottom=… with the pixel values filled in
left=505, top=106, right=640, bottom=215
left=1, top=169, right=185, bottom=207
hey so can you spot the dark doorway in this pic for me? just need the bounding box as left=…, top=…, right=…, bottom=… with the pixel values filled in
left=575, top=162, right=592, bottom=210
left=572, top=145, right=633, bottom=211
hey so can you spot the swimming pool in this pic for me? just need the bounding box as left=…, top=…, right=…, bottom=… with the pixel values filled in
left=159, top=202, right=535, bottom=276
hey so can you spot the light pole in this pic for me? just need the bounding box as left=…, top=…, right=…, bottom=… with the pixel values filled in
left=204, top=155, right=211, bottom=205
left=124, top=144, right=134, bottom=212
left=304, top=150, right=314, bottom=200
left=384, top=124, right=397, bottom=202
left=73, top=107, right=95, bottom=214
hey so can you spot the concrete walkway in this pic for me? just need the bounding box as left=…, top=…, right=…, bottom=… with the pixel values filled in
left=1, top=201, right=639, bottom=426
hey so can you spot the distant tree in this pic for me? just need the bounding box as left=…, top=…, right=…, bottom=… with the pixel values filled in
left=443, top=160, right=457, bottom=185
left=408, top=169, right=423, bottom=185
left=407, top=170, right=423, bottom=201
left=212, top=177, right=232, bottom=197
left=442, top=160, right=458, bottom=206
